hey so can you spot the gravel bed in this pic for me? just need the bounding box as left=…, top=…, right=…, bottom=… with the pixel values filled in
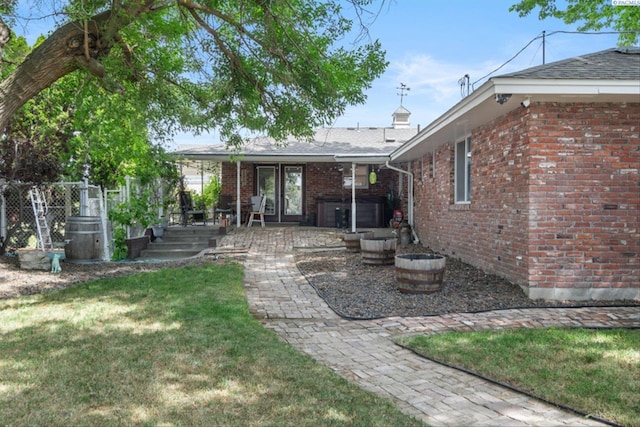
left=295, top=244, right=639, bottom=319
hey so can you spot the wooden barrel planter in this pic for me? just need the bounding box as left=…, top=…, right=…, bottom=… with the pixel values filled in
left=343, top=230, right=373, bottom=252
left=64, top=216, right=103, bottom=262
left=395, top=253, right=446, bottom=294
left=361, top=237, right=396, bottom=266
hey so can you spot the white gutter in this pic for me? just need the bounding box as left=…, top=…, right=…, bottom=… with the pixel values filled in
left=385, top=160, right=419, bottom=243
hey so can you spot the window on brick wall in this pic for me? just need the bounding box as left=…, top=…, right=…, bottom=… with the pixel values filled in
left=343, top=164, right=369, bottom=189
left=455, top=137, right=471, bottom=203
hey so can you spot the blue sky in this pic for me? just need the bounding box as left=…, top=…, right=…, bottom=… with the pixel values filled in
left=332, top=0, right=623, bottom=129
left=13, top=0, right=626, bottom=147
left=179, top=0, right=623, bottom=146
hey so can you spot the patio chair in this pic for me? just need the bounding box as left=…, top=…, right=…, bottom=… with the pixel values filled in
left=247, top=195, right=266, bottom=228
left=179, top=190, right=206, bottom=226
left=214, top=194, right=234, bottom=224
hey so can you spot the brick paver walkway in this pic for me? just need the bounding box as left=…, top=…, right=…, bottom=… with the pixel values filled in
left=217, top=227, right=639, bottom=427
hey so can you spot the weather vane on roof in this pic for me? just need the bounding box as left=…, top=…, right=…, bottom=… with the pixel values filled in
left=397, top=83, right=410, bottom=106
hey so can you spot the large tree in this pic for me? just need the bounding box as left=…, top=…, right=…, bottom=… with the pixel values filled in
left=0, top=32, right=175, bottom=187
left=511, top=0, right=639, bottom=45
left=0, top=0, right=386, bottom=148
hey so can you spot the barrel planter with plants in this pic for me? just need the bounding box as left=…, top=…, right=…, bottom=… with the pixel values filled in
left=342, top=230, right=373, bottom=252
left=360, top=237, right=396, bottom=265
left=395, top=253, right=446, bottom=294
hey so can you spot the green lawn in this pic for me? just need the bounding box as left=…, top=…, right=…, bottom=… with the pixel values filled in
left=0, top=261, right=424, bottom=427
left=398, top=328, right=640, bottom=427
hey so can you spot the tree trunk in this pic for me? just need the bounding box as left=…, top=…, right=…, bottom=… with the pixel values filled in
left=0, top=3, right=155, bottom=130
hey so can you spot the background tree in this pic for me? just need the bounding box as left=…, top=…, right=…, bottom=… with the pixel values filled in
left=511, top=0, right=639, bottom=45
left=0, top=1, right=387, bottom=149
left=0, top=34, right=178, bottom=188
left=0, top=34, right=74, bottom=183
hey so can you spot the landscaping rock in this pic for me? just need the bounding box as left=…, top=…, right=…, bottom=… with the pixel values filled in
left=18, top=250, right=51, bottom=271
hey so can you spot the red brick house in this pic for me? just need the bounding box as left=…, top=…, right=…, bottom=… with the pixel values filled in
left=174, top=108, right=418, bottom=230
left=391, top=47, right=639, bottom=301
left=174, top=47, right=638, bottom=301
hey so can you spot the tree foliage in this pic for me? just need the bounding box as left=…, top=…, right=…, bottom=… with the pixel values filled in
left=510, top=0, right=640, bottom=45
left=0, top=33, right=178, bottom=188
left=0, top=34, right=74, bottom=183
left=0, top=0, right=387, bottom=149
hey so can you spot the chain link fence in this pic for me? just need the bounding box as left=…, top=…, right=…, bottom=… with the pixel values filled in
left=0, top=181, right=105, bottom=255
left=1, top=176, right=180, bottom=259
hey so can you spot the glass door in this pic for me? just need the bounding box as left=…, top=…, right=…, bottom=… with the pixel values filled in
left=256, top=166, right=276, bottom=217
left=282, top=166, right=304, bottom=223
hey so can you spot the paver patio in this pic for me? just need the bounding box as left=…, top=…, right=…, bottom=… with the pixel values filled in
left=218, top=227, right=639, bottom=427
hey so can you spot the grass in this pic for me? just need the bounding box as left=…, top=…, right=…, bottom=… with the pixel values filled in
left=398, top=327, right=640, bottom=427
left=0, top=261, right=425, bottom=427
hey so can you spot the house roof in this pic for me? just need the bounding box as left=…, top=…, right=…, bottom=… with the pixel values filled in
left=391, top=47, right=640, bottom=163
left=497, top=47, right=640, bottom=80
left=174, top=126, right=418, bottom=163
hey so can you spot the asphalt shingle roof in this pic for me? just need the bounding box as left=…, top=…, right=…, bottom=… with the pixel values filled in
left=175, top=126, right=418, bottom=158
left=496, top=47, right=640, bottom=80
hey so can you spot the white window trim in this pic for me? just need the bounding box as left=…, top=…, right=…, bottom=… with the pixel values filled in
left=454, top=136, right=472, bottom=204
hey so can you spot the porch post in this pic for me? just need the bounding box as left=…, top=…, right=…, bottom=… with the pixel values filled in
left=236, top=160, right=242, bottom=227
left=351, top=162, right=356, bottom=232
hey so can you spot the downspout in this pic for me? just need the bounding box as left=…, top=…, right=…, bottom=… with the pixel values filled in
left=385, top=160, right=419, bottom=243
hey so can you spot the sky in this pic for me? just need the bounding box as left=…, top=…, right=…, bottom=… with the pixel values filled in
left=331, top=0, right=623, bottom=128
left=176, top=0, right=624, bottom=147
left=13, top=0, right=627, bottom=148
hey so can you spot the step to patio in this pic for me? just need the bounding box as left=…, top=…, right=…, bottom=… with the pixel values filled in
left=138, top=225, right=222, bottom=260
left=138, top=247, right=207, bottom=259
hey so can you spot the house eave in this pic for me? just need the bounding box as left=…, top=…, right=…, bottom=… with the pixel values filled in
left=333, top=154, right=391, bottom=164
left=173, top=152, right=339, bottom=163
left=493, top=78, right=640, bottom=96
left=391, top=78, right=640, bottom=163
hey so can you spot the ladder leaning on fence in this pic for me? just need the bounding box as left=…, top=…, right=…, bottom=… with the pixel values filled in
left=29, top=187, right=53, bottom=251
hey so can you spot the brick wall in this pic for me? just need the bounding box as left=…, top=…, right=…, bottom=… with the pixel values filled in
left=412, top=101, right=639, bottom=301
left=412, top=107, right=530, bottom=288
left=220, top=162, right=254, bottom=207
left=526, top=102, right=639, bottom=300
left=221, top=161, right=406, bottom=224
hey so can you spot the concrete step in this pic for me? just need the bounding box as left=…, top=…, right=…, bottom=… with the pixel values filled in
left=147, top=239, right=209, bottom=251
left=139, top=247, right=205, bottom=259
left=138, top=225, right=222, bottom=259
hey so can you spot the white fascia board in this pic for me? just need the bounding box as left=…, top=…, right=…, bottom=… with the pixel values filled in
left=333, top=154, right=392, bottom=163
left=173, top=153, right=337, bottom=163
left=493, top=78, right=640, bottom=95
left=239, top=154, right=336, bottom=162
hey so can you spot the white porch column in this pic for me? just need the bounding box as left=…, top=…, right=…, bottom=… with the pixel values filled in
left=351, top=162, right=356, bottom=232
left=236, top=161, right=242, bottom=227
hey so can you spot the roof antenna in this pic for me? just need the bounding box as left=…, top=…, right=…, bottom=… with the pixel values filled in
left=397, top=83, right=410, bottom=106
left=542, top=30, right=546, bottom=64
